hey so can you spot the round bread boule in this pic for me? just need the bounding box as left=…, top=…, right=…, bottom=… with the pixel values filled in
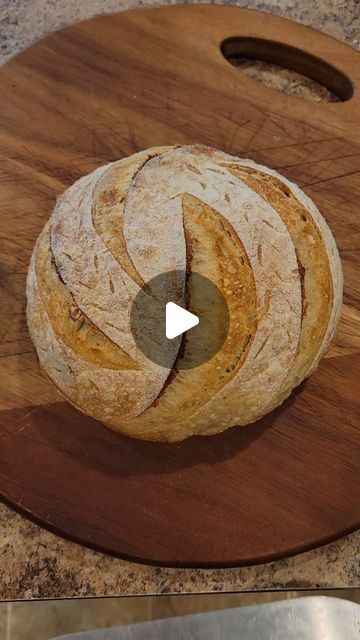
left=26, top=144, right=343, bottom=442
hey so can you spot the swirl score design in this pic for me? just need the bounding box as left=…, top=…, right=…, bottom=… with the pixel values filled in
left=26, top=145, right=343, bottom=442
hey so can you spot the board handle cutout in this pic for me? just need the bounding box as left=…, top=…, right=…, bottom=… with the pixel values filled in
left=221, top=37, right=354, bottom=103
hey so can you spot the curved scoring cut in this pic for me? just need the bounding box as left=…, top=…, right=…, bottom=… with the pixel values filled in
left=50, top=169, right=139, bottom=356
left=28, top=232, right=177, bottom=424
left=110, top=144, right=303, bottom=440
left=27, top=254, right=148, bottom=422
left=92, top=147, right=174, bottom=290
left=231, top=159, right=343, bottom=368
left=48, top=159, right=182, bottom=422
left=35, top=224, right=140, bottom=371
left=50, top=166, right=164, bottom=362
left=122, top=193, right=257, bottom=441
left=225, top=164, right=334, bottom=403
left=123, top=150, right=188, bottom=289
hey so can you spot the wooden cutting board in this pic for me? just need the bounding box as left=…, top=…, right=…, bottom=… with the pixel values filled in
left=0, top=5, right=359, bottom=567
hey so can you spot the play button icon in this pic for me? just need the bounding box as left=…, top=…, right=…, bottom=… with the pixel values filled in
left=165, top=303, right=199, bottom=340
left=130, top=270, right=230, bottom=370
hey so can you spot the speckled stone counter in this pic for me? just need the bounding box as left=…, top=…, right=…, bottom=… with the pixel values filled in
left=1, top=502, right=359, bottom=599
left=0, top=0, right=359, bottom=599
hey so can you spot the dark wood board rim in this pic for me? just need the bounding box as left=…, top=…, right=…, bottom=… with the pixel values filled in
left=2, top=491, right=359, bottom=569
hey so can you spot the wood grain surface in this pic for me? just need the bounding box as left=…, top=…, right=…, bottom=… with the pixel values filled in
left=0, top=5, right=359, bottom=567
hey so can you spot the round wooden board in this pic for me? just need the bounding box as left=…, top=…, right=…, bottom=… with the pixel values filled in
left=0, top=5, right=360, bottom=567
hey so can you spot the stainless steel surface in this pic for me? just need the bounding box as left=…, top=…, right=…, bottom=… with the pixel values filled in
left=52, top=597, right=360, bottom=639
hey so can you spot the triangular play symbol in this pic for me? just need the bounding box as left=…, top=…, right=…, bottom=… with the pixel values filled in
left=165, top=302, right=199, bottom=340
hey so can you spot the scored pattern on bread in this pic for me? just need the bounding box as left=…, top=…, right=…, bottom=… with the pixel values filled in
left=92, top=147, right=174, bottom=291
left=26, top=144, right=343, bottom=442
left=35, top=223, right=140, bottom=371
left=124, top=193, right=258, bottom=436
left=225, top=165, right=334, bottom=410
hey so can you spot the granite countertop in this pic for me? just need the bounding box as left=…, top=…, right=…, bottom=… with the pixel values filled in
left=0, top=0, right=359, bottom=599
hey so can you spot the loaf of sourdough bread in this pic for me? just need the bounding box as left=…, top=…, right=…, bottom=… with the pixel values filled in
left=26, top=144, right=343, bottom=442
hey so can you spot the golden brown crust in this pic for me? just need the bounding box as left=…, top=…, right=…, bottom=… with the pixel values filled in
left=119, top=193, right=257, bottom=439
left=26, top=144, right=343, bottom=442
left=35, top=223, right=140, bottom=371
left=92, top=146, right=174, bottom=290
left=225, top=164, right=334, bottom=401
